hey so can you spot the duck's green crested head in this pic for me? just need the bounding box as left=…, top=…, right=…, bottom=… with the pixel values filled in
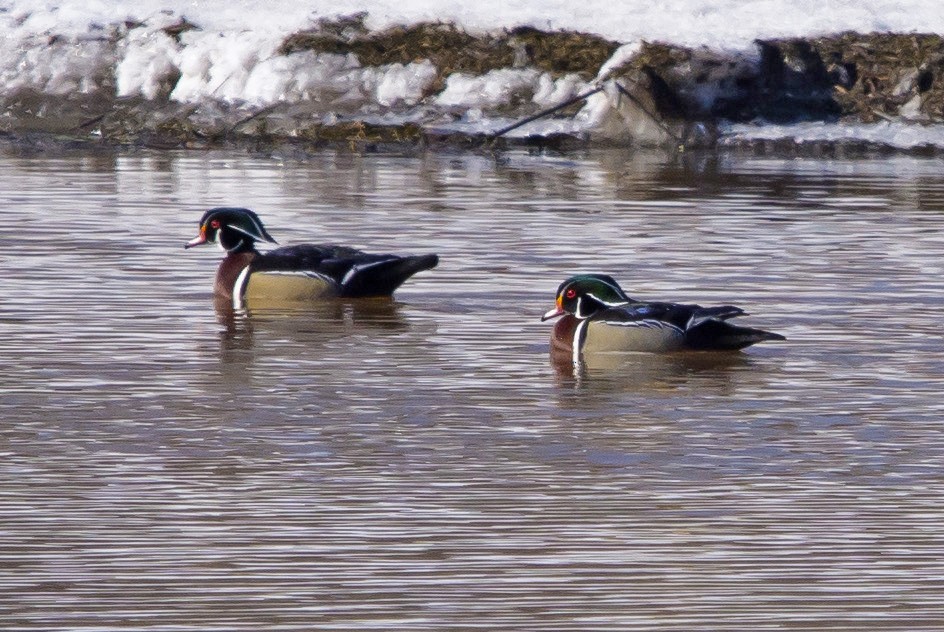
left=541, top=274, right=633, bottom=321
left=185, top=207, right=278, bottom=253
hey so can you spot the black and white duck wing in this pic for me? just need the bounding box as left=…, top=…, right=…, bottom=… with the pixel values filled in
left=333, top=253, right=439, bottom=297
left=257, top=244, right=366, bottom=270
left=622, top=301, right=698, bottom=330
left=683, top=318, right=786, bottom=350
left=685, top=304, right=747, bottom=328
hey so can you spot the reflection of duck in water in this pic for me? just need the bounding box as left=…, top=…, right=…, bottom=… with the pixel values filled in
left=214, top=295, right=410, bottom=356
left=186, top=207, right=438, bottom=309
left=549, top=339, right=754, bottom=393
left=542, top=274, right=785, bottom=365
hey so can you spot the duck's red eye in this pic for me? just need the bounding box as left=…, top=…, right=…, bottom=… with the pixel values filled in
left=565, top=288, right=577, bottom=299
left=210, top=219, right=221, bottom=229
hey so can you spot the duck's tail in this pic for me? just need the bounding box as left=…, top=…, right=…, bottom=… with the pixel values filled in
left=685, top=319, right=786, bottom=351
left=339, top=254, right=439, bottom=297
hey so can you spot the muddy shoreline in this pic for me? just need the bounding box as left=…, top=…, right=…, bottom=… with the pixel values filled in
left=3, top=19, right=944, bottom=154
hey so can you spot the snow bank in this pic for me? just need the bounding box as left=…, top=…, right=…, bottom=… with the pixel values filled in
left=3, top=0, right=944, bottom=149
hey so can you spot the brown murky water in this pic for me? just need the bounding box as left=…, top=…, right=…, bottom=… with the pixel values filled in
left=2, top=146, right=943, bottom=630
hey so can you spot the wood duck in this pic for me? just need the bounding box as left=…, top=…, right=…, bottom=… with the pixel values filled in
left=541, top=274, right=785, bottom=361
left=186, top=207, right=439, bottom=308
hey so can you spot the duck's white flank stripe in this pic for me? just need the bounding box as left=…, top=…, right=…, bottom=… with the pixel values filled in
left=262, top=269, right=333, bottom=282
left=232, top=265, right=252, bottom=309
left=605, top=319, right=684, bottom=334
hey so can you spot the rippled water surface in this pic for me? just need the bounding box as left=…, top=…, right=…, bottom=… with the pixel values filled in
left=2, top=146, right=944, bottom=630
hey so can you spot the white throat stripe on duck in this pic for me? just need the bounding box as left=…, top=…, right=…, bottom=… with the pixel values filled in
left=574, top=296, right=587, bottom=319
left=224, top=238, right=246, bottom=253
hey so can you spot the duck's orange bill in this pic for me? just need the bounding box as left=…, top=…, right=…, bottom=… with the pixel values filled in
left=185, top=226, right=207, bottom=249
left=541, top=296, right=564, bottom=321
